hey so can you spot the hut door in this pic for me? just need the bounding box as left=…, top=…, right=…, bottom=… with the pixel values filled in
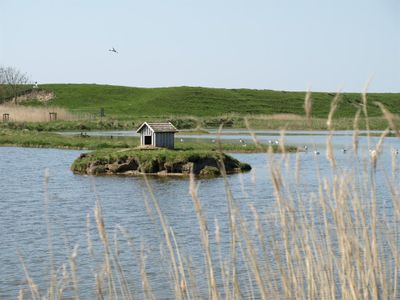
left=144, top=135, right=152, bottom=145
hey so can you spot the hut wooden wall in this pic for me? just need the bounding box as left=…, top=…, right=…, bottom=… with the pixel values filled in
left=140, top=125, right=155, bottom=146
left=155, top=132, right=174, bottom=149
left=139, top=125, right=174, bottom=148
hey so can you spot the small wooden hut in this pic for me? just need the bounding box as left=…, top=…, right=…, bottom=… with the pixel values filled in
left=136, top=122, right=178, bottom=149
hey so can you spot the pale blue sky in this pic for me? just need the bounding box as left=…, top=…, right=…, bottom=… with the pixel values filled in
left=1, top=0, right=399, bottom=92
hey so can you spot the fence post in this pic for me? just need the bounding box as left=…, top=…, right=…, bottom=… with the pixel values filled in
left=2, top=113, right=9, bottom=122
left=49, top=112, right=57, bottom=121
left=100, top=107, right=105, bottom=118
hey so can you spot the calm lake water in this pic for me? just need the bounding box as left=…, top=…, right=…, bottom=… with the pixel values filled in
left=0, top=132, right=399, bottom=298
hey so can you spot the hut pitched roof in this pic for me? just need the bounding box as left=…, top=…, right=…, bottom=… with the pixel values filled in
left=136, top=122, right=178, bottom=133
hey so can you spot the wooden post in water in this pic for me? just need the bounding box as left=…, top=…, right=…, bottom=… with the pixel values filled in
left=49, top=112, right=57, bottom=121
left=2, top=113, right=9, bottom=122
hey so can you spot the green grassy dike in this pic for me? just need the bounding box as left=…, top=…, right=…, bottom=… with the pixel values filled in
left=5, top=84, right=399, bottom=131
left=35, top=84, right=400, bottom=118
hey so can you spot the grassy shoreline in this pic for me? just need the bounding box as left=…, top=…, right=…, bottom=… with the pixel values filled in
left=0, top=115, right=398, bottom=132
left=0, top=129, right=298, bottom=152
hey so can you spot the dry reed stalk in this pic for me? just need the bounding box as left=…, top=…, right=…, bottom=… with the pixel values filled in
left=95, top=273, right=105, bottom=300
left=352, top=109, right=361, bottom=155
left=295, top=152, right=301, bottom=186
left=361, top=80, right=374, bottom=152
left=214, top=218, right=230, bottom=299
left=361, top=79, right=372, bottom=130
left=270, top=163, right=297, bottom=299
left=375, top=101, right=400, bottom=137
left=244, top=117, right=262, bottom=149
left=279, top=128, right=287, bottom=158
left=184, top=257, right=201, bottom=299
left=326, top=93, right=341, bottom=168
left=391, top=148, right=398, bottom=178
left=116, top=224, right=142, bottom=298
left=68, top=245, right=80, bottom=300
left=58, top=264, right=70, bottom=299
left=18, top=252, right=40, bottom=300
left=140, top=242, right=155, bottom=300
left=370, top=128, right=389, bottom=170
left=236, top=230, right=256, bottom=299
left=42, top=168, right=58, bottom=299
left=237, top=214, right=268, bottom=299
left=250, top=206, right=279, bottom=297
left=237, top=171, right=248, bottom=198
left=94, top=199, right=117, bottom=299
left=304, top=90, right=312, bottom=124
left=142, top=175, right=184, bottom=299
left=111, top=230, right=134, bottom=300
left=86, top=213, right=94, bottom=257
left=169, top=227, right=191, bottom=300
left=0, top=104, right=78, bottom=122
left=189, top=174, right=219, bottom=300
left=214, top=123, right=242, bottom=299
left=18, top=288, right=25, bottom=300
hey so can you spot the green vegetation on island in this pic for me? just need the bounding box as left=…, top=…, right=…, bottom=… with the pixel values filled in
left=71, top=148, right=252, bottom=177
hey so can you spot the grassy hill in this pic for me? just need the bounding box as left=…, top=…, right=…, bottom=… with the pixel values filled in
left=28, top=84, right=399, bottom=119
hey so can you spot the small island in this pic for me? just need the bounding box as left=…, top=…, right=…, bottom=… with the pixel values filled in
left=72, top=122, right=252, bottom=177
left=71, top=148, right=251, bottom=177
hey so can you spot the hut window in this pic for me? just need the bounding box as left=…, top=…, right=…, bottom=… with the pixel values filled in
left=144, top=136, right=152, bottom=145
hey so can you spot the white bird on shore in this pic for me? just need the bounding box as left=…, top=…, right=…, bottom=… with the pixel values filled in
left=180, top=138, right=184, bottom=142
left=369, top=149, right=377, bottom=158
left=109, top=47, right=118, bottom=53
left=304, top=145, right=308, bottom=151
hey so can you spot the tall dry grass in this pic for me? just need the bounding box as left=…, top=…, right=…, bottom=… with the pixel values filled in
left=16, top=91, right=400, bottom=299
left=0, top=104, right=78, bottom=122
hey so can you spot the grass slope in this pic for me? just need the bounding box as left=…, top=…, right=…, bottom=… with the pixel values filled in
left=30, top=84, right=400, bottom=119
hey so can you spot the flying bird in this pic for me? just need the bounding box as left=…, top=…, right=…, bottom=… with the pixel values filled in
left=109, top=47, right=118, bottom=53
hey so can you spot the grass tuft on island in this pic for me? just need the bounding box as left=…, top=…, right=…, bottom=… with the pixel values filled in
left=71, top=148, right=252, bottom=177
